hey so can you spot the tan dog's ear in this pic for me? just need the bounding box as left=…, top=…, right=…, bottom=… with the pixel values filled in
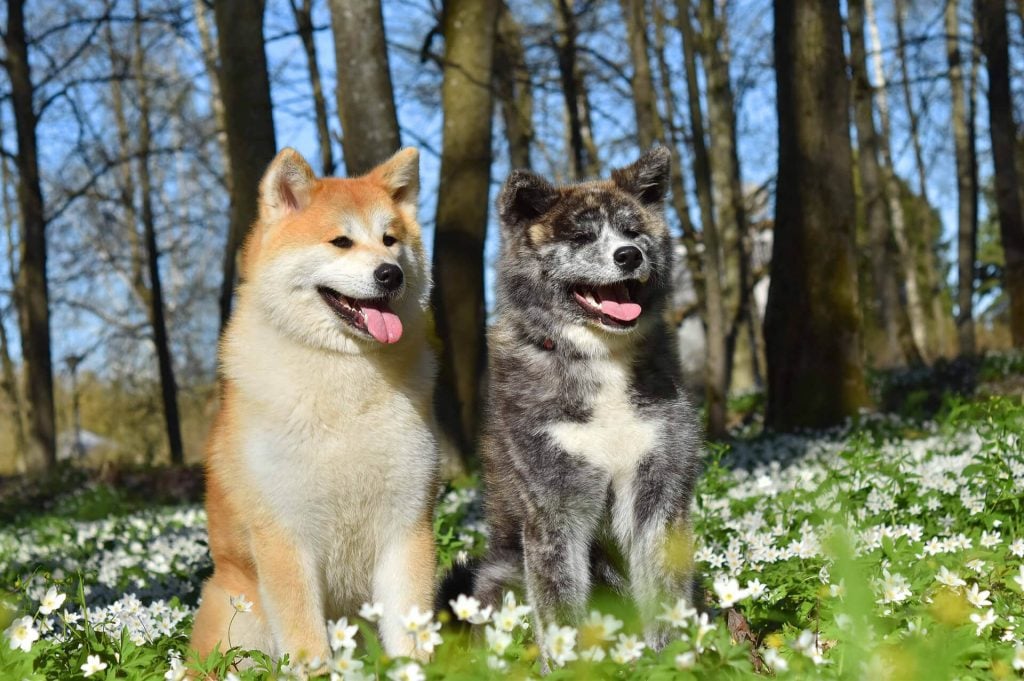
left=258, top=148, right=316, bottom=224
left=371, top=147, right=420, bottom=217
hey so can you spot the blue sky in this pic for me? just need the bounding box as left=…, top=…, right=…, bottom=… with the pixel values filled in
left=2, top=0, right=1022, bottom=375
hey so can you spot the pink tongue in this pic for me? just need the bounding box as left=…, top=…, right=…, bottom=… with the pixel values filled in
left=361, top=301, right=403, bottom=344
left=596, top=286, right=642, bottom=322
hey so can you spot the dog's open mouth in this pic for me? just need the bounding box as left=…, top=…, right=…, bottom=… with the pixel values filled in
left=317, top=286, right=403, bottom=344
left=571, top=282, right=643, bottom=328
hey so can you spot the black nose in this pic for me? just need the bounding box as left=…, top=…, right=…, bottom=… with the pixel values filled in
left=614, top=245, right=643, bottom=271
left=374, top=263, right=404, bottom=291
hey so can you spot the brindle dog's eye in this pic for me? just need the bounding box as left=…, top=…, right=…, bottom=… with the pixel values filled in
left=383, top=234, right=397, bottom=247
left=571, top=232, right=596, bottom=245
left=330, top=236, right=353, bottom=249
left=624, top=228, right=640, bottom=239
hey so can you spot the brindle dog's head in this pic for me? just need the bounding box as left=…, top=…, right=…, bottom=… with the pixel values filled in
left=495, top=147, right=673, bottom=343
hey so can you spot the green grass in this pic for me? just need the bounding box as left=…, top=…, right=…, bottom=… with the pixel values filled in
left=2, top=389, right=1023, bottom=679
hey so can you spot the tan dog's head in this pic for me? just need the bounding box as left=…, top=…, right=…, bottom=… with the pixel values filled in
left=240, top=147, right=428, bottom=354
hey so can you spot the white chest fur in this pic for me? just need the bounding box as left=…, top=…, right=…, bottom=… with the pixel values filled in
left=226, top=313, right=436, bottom=552
left=546, top=356, right=659, bottom=477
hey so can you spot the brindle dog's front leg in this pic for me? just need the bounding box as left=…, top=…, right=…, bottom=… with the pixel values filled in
left=522, top=505, right=598, bottom=674
left=615, top=457, right=698, bottom=651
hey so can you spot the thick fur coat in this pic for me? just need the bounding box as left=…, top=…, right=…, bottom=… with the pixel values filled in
left=474, top=148, right=703, bottom=665
left=190, top=148, right=439, bottom=664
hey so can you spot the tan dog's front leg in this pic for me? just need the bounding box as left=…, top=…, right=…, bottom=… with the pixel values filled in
left=374, top=518, right=437, bottom=659
left=251, top=524, right=329, bottom=665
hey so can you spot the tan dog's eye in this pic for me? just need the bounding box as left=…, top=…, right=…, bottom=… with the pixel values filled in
left=330, top=236, right=353, bottom=249
left=383, top=234, right=398, bottom=247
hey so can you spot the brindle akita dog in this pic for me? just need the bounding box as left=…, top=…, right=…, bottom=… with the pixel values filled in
left=475, top=148, right=702, bottom=665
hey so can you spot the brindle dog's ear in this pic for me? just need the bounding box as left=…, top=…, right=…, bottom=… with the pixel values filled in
left=498, top=170, right=559, bottom=228
left=611, top=146, right=671, bottom=206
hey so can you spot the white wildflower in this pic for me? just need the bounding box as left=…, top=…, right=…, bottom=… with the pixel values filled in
left=658, top=598, right=697, bottom=628
left=876, top=570, right=912, bottom=605
left=609, top=634, right=645, bottom=664
left=387, top=662, right=425, bottom=681
left=400, top=606, right=433, bottom=634
left=979, top=531, right=1001, bottom=548
left=581, top=610, right=622, bottom=643
left=449, top=594, right=481, bottom=622
left=164, top=655, right=187, bottom=681
left=763, top=647, right=789, bottom=672
left=329, top=648, right=364, bottom=678
left=676, top=650, right=697, bottom=669
left=1012, top=644, right=1024, bottom=671
left=358, top=602, right=383, bottom=622
left=966, top=583, right=992, bottom=608
left=969, top=608, right=996, bottom=636
left=229, top=594, right=253, bottom=613
left=5, top=616, right=39, bottom=653
left=485, top=625, right=512, bottom=656
left=81, top=654, right=108, bottom=677
left=1012, top=565, right=1024, bottom=592
left=328, top=617, right=359, bottom=651
left=935, top=566, right=966, bottom=589
left=414, top=620, right=443, bottom=654
left=544, top=624, right=578, bottom=667
left=747, top=578, right=768, bottom=601
left=38, top=587, right=66, bottom=615
left=492, top=593, right=531, bottom=632
left=712, top=576, right=751, bottom=608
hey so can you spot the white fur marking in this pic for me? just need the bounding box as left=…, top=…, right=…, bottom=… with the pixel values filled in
left=546, top=357, right=658, bottom=478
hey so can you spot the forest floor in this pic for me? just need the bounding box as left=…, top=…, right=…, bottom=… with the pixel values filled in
left=1, top=354, right=1023, bottom=679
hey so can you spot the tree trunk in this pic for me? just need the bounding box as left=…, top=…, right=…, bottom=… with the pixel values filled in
left=977, top=0, right=1024, bottom=346
left=0, top=147, right=27, bottom=469
left=895, top=0, right=950, bottom=357
left=766, top=0, right=869, bottom=430
left=213, top=0, right=277, bottom=332
left=652, top=0, right=703, bottom=304
left=620, top=0, right=660, bottom=149
left=4, top=0, right=56, bottom=472
left=133, top=0, right=185, bottom=465
left=328, top=0, right=401, bottom=175
left=107, top=26, right=146, bottom=302
left=495, top=3, right=533, bottom=170
left=894, top=0, right=929, bottom=205
left=947, top=0, right=978, bottom=355
left=0, top=306, right=25, bottom=471
left=676, top=0, right=727, bottom=437
left=554, top=0, right=600, bottom=179
left=848, top=0, right=921, bottom=367
left=193, top=0, right=232, bottom=192
left=432, top=0, right=499, bottom=465
left=696, top=0, right=753, bottom=395
left=291, top=0, right=336, bottom=176
left=865, top=0, right=929, bottom=360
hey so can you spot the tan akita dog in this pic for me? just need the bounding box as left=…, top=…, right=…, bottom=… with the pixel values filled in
left=190, top=147, right=438, bottom=664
